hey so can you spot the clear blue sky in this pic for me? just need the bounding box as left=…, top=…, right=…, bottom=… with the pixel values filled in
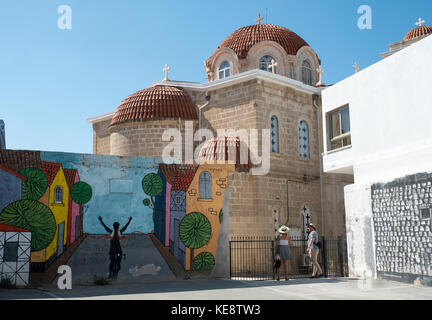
left=1, top=0, right=431, bottom=154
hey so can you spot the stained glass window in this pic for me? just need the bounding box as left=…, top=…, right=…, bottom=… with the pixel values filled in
left=299, top=120, right=310, bottom=158
left=271, top=116, right=279, bottom=153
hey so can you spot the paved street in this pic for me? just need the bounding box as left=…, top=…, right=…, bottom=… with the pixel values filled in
left=1, top=277, right=431, bottom=300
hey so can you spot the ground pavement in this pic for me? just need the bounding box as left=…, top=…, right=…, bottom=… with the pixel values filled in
left=1, top=277, right=431, bottom=300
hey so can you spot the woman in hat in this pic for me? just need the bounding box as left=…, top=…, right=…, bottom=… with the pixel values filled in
left=275, top=225, right=293, bottom=281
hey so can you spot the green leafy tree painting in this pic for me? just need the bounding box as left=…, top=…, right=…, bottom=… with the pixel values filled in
left=18, top=167, right=48, bottom=201
left=70, top=181, right=92, bottom=237
left=193, top=252, right=215, bottom=270
left=179, top=212, right=212, bottom=270
left=0, top=200, right=56, bottom=251
left=70, top=182, right=92, bottom=205
left=142, top=173, right=163, bottom=222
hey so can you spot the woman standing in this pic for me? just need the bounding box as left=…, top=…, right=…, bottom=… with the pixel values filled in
left=275, top=225, right=293, bottom=281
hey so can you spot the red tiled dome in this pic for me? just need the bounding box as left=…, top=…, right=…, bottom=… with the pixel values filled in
left=208, top=24, right=309, bottom=61
left=403, top=25, right=432, bottom=41
left=111, top=85, right=197, bottom=126
left=198, top=136, right=252, bottom=170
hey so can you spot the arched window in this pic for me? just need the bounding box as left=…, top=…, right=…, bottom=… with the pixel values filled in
left=299, top=120, right=310, bottom=158
left=259, top=55, right=277, bottom=73
left=54, top=186, right=63, bottom=203
left=302, top=60, right=313, bottom=85
left=271, top=116, right=279, bottom=153
left=218, top=61, right=231, bottom=79
left=199, top=171, right=212, bottom=199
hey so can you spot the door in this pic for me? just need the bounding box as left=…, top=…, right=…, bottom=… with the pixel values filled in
left=57, top=222, right=65, bottom=256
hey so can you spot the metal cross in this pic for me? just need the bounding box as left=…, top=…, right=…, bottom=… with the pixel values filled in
left=353, top=62, right=360, bottom=73
left=255, top=13, right=264, bottom=25
left=416, top=17, right=426, bottom=27
left=163, top=64, right=171, bottom=81
left=316, top=65, right=324, bottom=86
left=269, top=59, right=278, bottom=74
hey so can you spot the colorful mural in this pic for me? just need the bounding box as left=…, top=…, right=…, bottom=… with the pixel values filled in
left=0, top=149, right=233, bottom=285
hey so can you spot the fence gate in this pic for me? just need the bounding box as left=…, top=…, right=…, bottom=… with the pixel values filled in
left=229, top=235, right=348, bottom=280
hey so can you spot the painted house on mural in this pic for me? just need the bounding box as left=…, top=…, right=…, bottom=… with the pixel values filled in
left=63, top=168, right=81, bottom=246
left=38, top=161, right=69, bottom=268
left=0, top=164, right=27, bottom=212
left=0, top=223, right=32, bottom=287
left=167, top=165, right=199, bottom=269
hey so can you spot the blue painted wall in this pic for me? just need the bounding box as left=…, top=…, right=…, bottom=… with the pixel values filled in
left=40, top=151, right=161, bottom=235
left=0, top=169, right=22, bottom=212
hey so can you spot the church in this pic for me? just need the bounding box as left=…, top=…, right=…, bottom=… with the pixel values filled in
left=87, top=17, right=353, bottom=241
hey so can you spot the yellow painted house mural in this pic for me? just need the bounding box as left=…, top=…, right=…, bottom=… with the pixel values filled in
left=184, top=164, right=234, bottom=270
left=30, top=161, right=69, bottom=265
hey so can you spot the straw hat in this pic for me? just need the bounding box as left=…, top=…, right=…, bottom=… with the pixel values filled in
left=307, top=223, right=317, bottom=230
left=278, top=225, right=290, bottom=234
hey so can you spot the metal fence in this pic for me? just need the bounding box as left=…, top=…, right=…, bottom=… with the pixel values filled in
left=229, top=235, right=348, bottom=280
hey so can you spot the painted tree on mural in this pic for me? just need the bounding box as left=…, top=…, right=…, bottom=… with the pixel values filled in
left=70, top=181, right=92, bottom=237
left=0, top=200, right=56, bottom=251
left=142, top=173, right=163, bottom=223
left=179, top=211, right=212, bottom=270
left=18, top=167, right=48, bottom=200
left=193, top=251, right=215, bottom=270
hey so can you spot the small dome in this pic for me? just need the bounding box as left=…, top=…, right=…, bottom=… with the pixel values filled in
left=111, top=85, right=197, bottom=126
left=403, top=25, right=432, bottom=41
left=198, top=136, right=252, bottom=170
left=208, top=24, right=309, bottom=61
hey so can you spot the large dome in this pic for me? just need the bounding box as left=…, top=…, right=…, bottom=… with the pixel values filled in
left=403, top=25, right=432, bottom=41
left=208, top=24, right=309, bottom=61
left=111, top=85, right=197, bottom=126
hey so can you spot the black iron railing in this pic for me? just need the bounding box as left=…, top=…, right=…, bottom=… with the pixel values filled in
left=229, top=235, right=348, bottom=280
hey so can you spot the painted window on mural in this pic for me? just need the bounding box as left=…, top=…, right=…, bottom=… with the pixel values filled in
left=299, top=120, right=310, bottom=158
left=199, top=172, right=212, bottom=199
left=302, top=60, right=313, bottom=85
left=259, top=55, right=277, bottom=73
left=271, top=115, right=279, bottom=153
left=218, top=61, right=231, bottom=79
left=54, top=186, right=63, bottom=203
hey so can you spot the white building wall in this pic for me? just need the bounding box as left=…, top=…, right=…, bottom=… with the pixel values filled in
left=321, top=35, right=432, bottom=283
left=322, top=35, right=432, bottom=184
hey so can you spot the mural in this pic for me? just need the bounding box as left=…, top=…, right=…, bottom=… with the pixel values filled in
left=0, top=149, right=233, bottom=285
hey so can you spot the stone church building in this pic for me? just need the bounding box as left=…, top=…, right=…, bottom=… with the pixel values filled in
left=88, top=22, right=353, bottom=240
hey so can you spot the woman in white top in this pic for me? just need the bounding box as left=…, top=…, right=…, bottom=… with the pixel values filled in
left=275, top=225, right=293, bottom=281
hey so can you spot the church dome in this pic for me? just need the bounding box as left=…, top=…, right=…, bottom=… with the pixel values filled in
left=403, top=25, right=432, bottom=41
left=198, top=136, right=252, bottom=170
left=111, top=85, right=197, bottom=126
left=208, top=24, right=309, bottom=61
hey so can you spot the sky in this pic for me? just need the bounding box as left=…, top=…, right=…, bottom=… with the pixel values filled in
left=0, top=0, right=431, bottom=154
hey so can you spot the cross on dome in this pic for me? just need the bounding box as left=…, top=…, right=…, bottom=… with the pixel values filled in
left=353, top=62, right=360, bottom=73
left=269, top=59, right=278, bottom=74
left=163, top=64, right=171, bottom=81
left=416, top=17, right=426, bottom=27
left=255, top=13, right=264, bottom=25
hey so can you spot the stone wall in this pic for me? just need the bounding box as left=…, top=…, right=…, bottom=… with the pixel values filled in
left=185, top=79, right=352, bottom=239
left=92, top=119, right=112, bottom=155
left=109, top=119, right=198, bottom=159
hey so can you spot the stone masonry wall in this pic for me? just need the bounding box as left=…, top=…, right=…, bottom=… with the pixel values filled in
left=92, top=119, right=112, bottom=155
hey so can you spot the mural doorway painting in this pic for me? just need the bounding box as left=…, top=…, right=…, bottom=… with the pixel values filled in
left=57, top=222, right=65, bottom=256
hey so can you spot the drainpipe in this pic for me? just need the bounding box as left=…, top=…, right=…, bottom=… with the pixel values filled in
left=199, top=92, right=211, bottom=132
left=313, top=94, right=325, bottom=236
